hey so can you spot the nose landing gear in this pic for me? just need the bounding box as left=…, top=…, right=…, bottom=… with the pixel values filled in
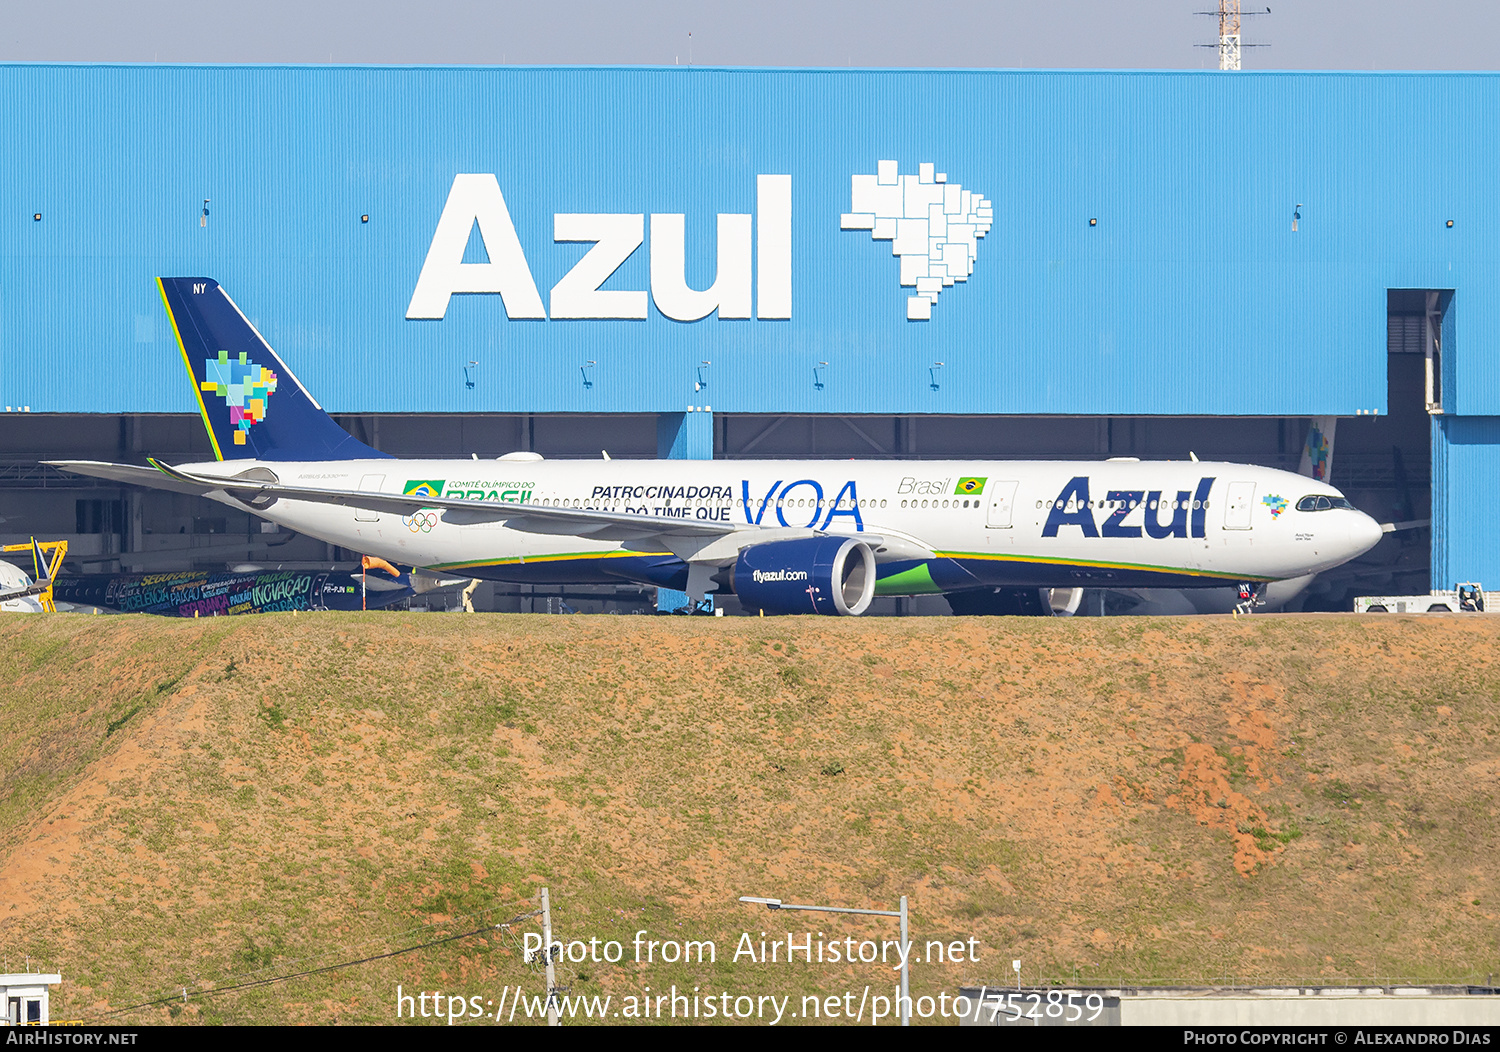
left=1232, top=582, right=1266, bottom=617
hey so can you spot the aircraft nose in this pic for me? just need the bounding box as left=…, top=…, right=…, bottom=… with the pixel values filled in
left=1348, top=511, right=1383, bottom=558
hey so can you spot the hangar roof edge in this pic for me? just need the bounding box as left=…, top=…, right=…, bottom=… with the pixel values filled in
left=0, top=62, right=1497, bottom=79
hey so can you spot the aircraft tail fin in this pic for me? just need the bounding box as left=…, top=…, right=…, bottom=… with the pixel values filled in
left=157, top=277, right=388, bottom=462
left=1298, top=416, right=1337, bottom=481
left=30, top=538, right=48, bottom=584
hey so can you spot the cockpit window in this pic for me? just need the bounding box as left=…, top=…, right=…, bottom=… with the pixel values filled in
left=1295, top=494, right=1356, bottom=512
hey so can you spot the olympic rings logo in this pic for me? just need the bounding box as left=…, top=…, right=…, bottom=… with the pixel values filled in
left=404, top=512, right=438, bottom=533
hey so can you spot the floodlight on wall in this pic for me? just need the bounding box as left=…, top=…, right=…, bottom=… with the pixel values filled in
left=1447, top=220, right=1454, bottom=228
left=361, top=214, right=370, bottom=223
left=32, top=214, right=40, bottom=222
left=1292, top=204, right=1301, bottom=232
left=201, top=199, right=210, bottom=228
left=1089, top=218, right=1097, bottom=227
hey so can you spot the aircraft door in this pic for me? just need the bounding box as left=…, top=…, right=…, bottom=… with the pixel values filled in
left=1224, top=481, right=1256, bottom=530
left=985, top=480, right=1020, bottom=528
left=355, top=474, right=385, bottom=523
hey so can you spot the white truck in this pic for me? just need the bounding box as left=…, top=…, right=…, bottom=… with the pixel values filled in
left=1355, top=583, right=1490, bottom=614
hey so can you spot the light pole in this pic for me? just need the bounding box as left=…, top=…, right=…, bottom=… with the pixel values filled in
left=739, top=894, right=911, bottom=1026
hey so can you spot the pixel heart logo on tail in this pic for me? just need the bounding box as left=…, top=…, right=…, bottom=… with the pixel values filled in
left=841, top=160, right=993, bottom=320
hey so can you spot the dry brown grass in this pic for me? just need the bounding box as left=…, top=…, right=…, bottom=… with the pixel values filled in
left=0, top=612, right=1496, bottom=1024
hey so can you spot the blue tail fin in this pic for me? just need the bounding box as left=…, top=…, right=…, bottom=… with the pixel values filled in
left=158, top=277, right=388, bottom=461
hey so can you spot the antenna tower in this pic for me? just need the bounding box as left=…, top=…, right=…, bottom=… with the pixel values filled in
left=1197, top=3, right=1269, bottom=70
left=1216, top=0, right=1242, bottom=70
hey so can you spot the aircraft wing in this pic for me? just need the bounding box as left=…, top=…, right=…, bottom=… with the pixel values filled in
left=0, top=580, right=51, bottom=602
left=49, top=460, right=936, bottom=565
left=141, top=459, right=741, bottom=539
left=43, top=460, right=236, bottom=497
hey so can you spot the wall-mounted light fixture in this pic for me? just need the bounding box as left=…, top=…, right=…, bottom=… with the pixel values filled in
left=1446, top=219, right=1454, bottom=228
left=813, top=361, right=828, bottom=391
left=1088, top=218, right=1097, bottom=227
left=361, top=214, right=370, bottom=224
left=31, top=213, right=40, bottom=222
left=929, top=362, right=944, bottom=391
left=695, top=360, right=710, bottom=392
left=581, top=360, right=596, bottom=389
left=201, top=199, right=211, bottom=228
left=1292, top=204, right=1302, bottom=232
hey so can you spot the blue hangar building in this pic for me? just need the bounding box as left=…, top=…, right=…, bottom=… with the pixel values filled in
left=0, top=64, right=1490, bottom=610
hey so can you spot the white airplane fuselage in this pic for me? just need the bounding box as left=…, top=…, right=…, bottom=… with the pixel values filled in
left=182, top=456, right=1382, bottom=597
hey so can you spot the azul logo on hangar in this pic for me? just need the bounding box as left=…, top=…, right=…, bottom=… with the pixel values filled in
left=406, top=174, right=792, bottom=322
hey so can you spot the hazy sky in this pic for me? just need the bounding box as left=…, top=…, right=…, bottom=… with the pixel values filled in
left=3, top=1, right=1494, bottom=70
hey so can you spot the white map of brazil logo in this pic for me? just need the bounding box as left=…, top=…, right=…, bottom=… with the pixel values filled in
left=841, top=160, right=992, bottom=320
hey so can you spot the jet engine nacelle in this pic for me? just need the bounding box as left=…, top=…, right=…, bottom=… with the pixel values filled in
left=732, top=537, right=876, bottom=616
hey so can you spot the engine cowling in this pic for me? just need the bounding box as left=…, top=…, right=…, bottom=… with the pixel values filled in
left=732, top=537, right=876, bottom=616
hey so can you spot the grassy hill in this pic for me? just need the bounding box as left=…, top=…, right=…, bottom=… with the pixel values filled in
left=0, top=612, right=1496, bottom=1024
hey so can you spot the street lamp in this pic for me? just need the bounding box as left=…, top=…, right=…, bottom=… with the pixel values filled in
left=739, top=894, right=911, bottom=1026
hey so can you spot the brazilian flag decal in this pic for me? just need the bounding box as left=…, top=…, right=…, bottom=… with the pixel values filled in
left=403, top=480, right=446, bottom=498
left=956, top=476, right=987, bottom=495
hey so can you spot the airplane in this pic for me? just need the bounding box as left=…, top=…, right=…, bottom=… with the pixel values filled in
left=0, top=562, right=46, bottom=613
left=0, top=539, right=59, bottom=613
left=48, top=562, right=414, bottom=617
left=50, top=278, right=1385, bottom=616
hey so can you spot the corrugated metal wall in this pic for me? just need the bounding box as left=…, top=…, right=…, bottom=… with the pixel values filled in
left=1432, top=415, right=1500, bottom=587
left=4, top=65, right=1498, bottom=418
